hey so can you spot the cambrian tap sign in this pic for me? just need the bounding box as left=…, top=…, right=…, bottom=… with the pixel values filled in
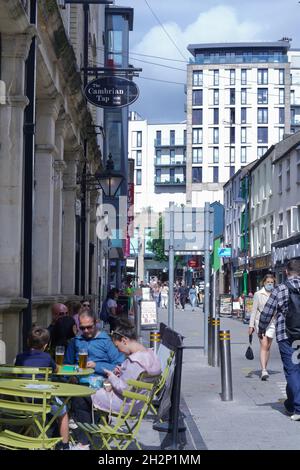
left=84, top=76, right=139, bottom=108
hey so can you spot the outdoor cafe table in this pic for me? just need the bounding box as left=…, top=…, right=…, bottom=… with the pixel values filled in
left=0, top=379, right=95, bottom=435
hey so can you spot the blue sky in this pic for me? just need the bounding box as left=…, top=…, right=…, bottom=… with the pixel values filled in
left=117, top=0, right=300, bottom=122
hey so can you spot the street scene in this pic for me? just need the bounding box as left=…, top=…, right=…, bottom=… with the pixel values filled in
left=1, top=0, right=300, bottom=457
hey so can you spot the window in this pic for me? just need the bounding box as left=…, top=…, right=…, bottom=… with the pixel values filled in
left=170, top=149, right=175, bottom=164
left=213, top=167, right=219, bottom=183
left=183, top=130, right=187, bottom=145
left=193, top=71, right=203, bottom=86
left=230, top=69, right=235, bottom=85
left=132, top=131, right=142, bottom=147
left=213, top=108, right=219, bottom=125
left=270, top=215, right=275, bottom=243
left=155, top=168, right=161, bottom=183
left=156, top=130, right=161, bottom=146
left=156, top=149, right=161, bottom=164
left=213, top=147, right=219, bottom=163
left=230, top=89, right=235, bottom=105
left=279, top=108, right=285, bottom=124
left=230, top=147, right=235, bottom=163
left=192, top=128, right=202, bottom=144
left=213, top=128, right=219, bottom=144
left=258, top=68, right=268, bottom=85
left=278, top=163, right=282, bottom=194
left=230, top=108, right=235, bottom=124
left=279, top=89, right=285, bottom=104
left=291, top=90, right=295, bottom=105
left=230, top=126, right=235, bottom=144
left=257, top=88, right=268, bottom=104
left=278, top=212, right=283, bottom=239
left=136, top=169, right=142, bottom=185
left=230, top=166, right=235, bottom=178
left=169, top=168, right=175, bottom=182
left=192, top=90, right=203, bottom=106
left=257, top=108, right=268, bottom=124
left=241, top=88, right=247, bottom=105
left=241, top=69, right=247, bottom=85
left=258, top=146, right=268, bottom=157
left=192, top=109, right=203, bottom=125
left=192, top=147, right=203, bottom=163
left=214, top=70, right=219, bottom=86
left=135, top=150, right=142, bottom=166
left=279, top=127, right=284, bottom=141
left=170, top=130, right=175, bottom=145
left=286, top=158, right=290, bottom=191
left=279, top=69, right=285, bottom=85
left=297, top=150, right=300, bottom=183
left=241, top=147, right=247, bottom=163
left=241, top=108, right=247, bottom=124
left=241, top=127, right=247, bottom=144
left=192, top=167, right=202, bottom=183
left=213, top=89, right=219, bottom=105
left=257, top=127, right=268, bottom=144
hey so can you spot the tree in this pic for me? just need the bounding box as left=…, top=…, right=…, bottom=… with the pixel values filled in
left=147, top=215, right=167, bottom=262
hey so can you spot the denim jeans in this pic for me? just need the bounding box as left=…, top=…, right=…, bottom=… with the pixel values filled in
left=278, top=339, right=300, bottom=414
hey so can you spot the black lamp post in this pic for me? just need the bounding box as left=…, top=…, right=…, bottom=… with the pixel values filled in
left=92, top=153, right=124, bottom=198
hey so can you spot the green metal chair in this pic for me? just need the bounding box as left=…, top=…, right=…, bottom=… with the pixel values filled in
left=0, top=386, right=61, bottom=449
left=78, top=379, right=157, bottom=450
left=149, top=349, right=175, bottom=415
left=0, top=366, right=52, bottom=381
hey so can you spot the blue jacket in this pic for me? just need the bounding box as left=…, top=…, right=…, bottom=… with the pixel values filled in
left=65, top=331, right=125, bottom=376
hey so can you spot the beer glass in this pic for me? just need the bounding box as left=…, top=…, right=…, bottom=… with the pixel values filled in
left=78, top=348, right=88, bottom=369
left=55, top=346, right=65, bottom=366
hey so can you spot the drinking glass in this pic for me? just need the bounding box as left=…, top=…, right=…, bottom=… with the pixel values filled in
left=55, top=346, right=65, bottom=366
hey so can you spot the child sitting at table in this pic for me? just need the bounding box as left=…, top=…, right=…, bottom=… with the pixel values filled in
left=15, top=326, right=73, bottom=450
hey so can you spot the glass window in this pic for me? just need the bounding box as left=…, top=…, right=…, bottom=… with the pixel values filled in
left=192, top=167, right=202, bottom=183
left=241, top=108, right=247, bottom=124
left=258, top=68, right=268, bottom=85
left=279, top=108, right=285, bottom=124
left=286, top=158, right=290, bottom=190
left=257, top=146, right=268, bottom=158
left=156, top=130, right=161, bottom=146
left=230, top=166, right=235, bottom=178
left=257, top=108, right=268, bottom=124
left=278, top=163, right=282, bottom=194
left=230, top=126, right=235, bottom=144
left=192, top=109, right=203, bottom=125
left=193, top=71, right=203, bottom=86
left=241, top=127, right=247, bottom=144
left=241, top=69, right=247, bottom=85
left=213, top=108, right=219, bottom=125
left=257, top=88, right=268, bottom=104
left=230, top=147, right=235, bottom=163
left=213, top=89, right=219, bottom=105
left=230, top=89, right=235, bottom=105
left=156, top=149, right=161, bottom=164
left=170, top=168, right=175, bottom=182
left=214, top=70, right=219, bottom=86
left=192, top=148, right=203, bottom=163
left=192, top=128, right=202, bottom=144
left=257, top=127, right=268, bottom=143
left=136, top=150, right=142, bottom=166
left=241, top=88, right=247, bottom=105
left=213, top=147, right=219, bottom=163
left=230, top=69, right=235, bottom=85
left=155, top=169, right=161, bottom=183
left=170, top=149, right=175, bottom=164
left=192, top=90, right=203, bottom=106
left=279, top=88, right=285, bottom=104
left=170, top=130, right=175, bottom=145
left=230, top=108, right=235, bottom=124
left=183, top=130, right=187, bottom=145
left=279, top=69, right=285, bottom=85
left=213, top=167, right=219, bottom=183
left=213, top=128, right=219, bottom=144
left=297, top=150, right=300, bottom=184
left=133, top=131, right=142, bottom=147
left=279, top=127, right=284, bottom=141
left=241, top=147, right=247, bottom=163
left=136, top=169, right=142, bottom=185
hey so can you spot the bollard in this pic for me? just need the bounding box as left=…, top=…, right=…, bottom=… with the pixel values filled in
left=211, top=318, right=220, bottom=367
left=219, top=330, right=233, bottom=401
left=208, top=315, right=212, bottom=366
left=150, top=330, right=161, bottom=354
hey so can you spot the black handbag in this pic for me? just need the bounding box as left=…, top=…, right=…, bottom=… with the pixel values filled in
left=245, top=334, right=254, bottom=360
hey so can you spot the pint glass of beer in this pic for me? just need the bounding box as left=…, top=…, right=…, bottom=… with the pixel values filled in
left=55, top=346, right=65, bottom=366
left=79, top=348, right=88, bottom=369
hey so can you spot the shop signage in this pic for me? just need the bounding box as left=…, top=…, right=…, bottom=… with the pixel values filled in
left=272, top=243, right=300, bottom=265
left=218, top=247, right=231, bottom=257
left=84, top=76, right=139, bottom=108
left=188, top=259, right=199, bottom=268
left=252, top=255, right=271, bottom=270
left=140, top=301, right=158, bottom=328
left=219, top=294, right=232, bottom=316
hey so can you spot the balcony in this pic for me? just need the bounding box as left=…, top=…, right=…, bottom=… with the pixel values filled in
left=154, top=139, right=186, bottom=148
left=155, top=178, right=186, bottom=186
left=154, top=159, right=186, bottom=167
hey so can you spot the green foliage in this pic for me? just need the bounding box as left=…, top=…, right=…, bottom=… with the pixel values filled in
left=147, top=215, right=167, bottom=262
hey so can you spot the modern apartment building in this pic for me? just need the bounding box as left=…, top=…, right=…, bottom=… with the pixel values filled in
left=289, top=49, right=300, bottom=133
left=186, top=41, right=291, bottom=207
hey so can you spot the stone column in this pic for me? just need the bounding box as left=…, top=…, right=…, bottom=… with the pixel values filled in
left=61, top=152, right=80, bottom=295
left=33, top=98, right=60, bottom=296
left=89, top=191, right=99, bottom=305
left=52, top=118, right=67, bottom=295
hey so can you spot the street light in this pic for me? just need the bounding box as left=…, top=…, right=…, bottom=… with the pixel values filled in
left=87, top=153, right=124, bottom=198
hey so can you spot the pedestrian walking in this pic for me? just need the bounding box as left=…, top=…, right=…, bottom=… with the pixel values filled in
left=249, top=274, right=275, bottom=380
left=160, top=283, right=169, bottom=309
left=188, top=283, right=197, bottom=311
left=258, top=259, right=300, bottom=420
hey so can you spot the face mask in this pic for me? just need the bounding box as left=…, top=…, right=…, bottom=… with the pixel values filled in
left=265, top=284, right=274, bottom=292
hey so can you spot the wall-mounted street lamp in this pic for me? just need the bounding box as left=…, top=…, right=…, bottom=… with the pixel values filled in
left=85, top=153, right=124, bottom=198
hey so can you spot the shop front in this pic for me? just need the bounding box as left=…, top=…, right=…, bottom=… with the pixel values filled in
left=249, top=253, right=273, bottom=292
left=272, top=235, right=300, bottom=283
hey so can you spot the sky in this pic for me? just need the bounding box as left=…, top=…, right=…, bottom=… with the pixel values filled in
left=117, top=0, right=300, bottom=123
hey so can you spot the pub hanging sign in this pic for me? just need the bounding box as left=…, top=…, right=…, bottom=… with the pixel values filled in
left=84, top=76, right=139, bottom=108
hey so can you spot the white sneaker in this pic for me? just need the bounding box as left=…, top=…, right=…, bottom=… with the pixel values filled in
left=69, top=419, right=78, bottom=430
left=260, top=369, right=269, bottom=381
left=69, top=443, right=90, bottom=450
left=291, top=414, right=300, bottom=421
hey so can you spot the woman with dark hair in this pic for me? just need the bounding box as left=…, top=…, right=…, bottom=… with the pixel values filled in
left=50, top=315, right=77, bottom=352
left=249, top=274, right=276, bottom=380
left=92, top=318, right=161, bottom=414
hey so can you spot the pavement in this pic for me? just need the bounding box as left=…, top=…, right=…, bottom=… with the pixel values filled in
left=138, top=305, right=300, bottom=450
